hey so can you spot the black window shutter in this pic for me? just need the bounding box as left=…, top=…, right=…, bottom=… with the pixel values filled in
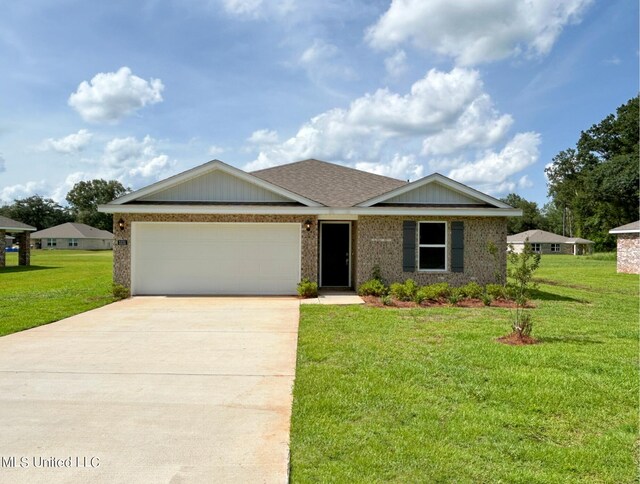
left=402, top=221, right=416, bottom=272
left=451, top=221, right=464, bottom=273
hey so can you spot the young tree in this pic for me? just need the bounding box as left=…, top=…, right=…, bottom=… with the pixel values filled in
left=66, top=179, right=129, bottom=231
left=506, top=240, right=541, bottom=339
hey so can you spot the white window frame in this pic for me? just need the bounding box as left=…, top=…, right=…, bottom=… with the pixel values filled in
left=46, top=238, right=56, bottom=247
left=530, top=243, right=541, bottom=253
left=550, top=243, right=560, bottom=253
left=68, top=238, right=78, bottom=247
left=418, top=221, right=448, bottom=272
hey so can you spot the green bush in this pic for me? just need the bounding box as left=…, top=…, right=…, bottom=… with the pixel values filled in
left=485, top=284, right=507, bottom=300
left=381, top=295, right=393, bottom=306
left=112, top=284, right=130, bottom=300
left=448, top=288, right=462, bottom=305
left=358, top=279, right=388, bottom=297
left=389, top=279, right=419, bottom=301
left=297, top=278, right=318, bottom=298
left=481, top=293, right=492, bottom=306
left=416, top=282, right=450, bottom=302
left=459, top=281, right=483, bottom=299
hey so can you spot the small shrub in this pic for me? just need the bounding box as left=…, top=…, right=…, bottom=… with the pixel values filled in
left=371, top=264, right=383, bottom=281
left=390, top=279, right=419, bottom=301
left=485, top=284, right=507, bottom=300
left=381, top=295, right=393, bottom=306
left=481, top=293, right=492, bottom=306
left=448, top=288, right=462, bottom=305
left=358, top=279, right=387, bottom=297
left=514, top=311, right=533, bottom=337
left=417, top=282, right=451, bottom=302
left=113, top=284, right=130, bottom=300
left=297, top=278, right=318, bottom=298
left=459, top=281, right=483, bottom=299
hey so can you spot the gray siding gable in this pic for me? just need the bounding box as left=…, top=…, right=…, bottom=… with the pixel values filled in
left=385, top=181, right=483, bottom=205
left=139, top=170, right=292, bottom=203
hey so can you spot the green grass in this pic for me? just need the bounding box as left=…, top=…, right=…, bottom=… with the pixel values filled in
left=290, top=255, right=638, bottom=483
left=0, top=250, right=115, bottom=336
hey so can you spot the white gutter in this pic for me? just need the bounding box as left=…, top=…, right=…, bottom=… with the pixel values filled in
left=99, top=204, right=522, bottom=217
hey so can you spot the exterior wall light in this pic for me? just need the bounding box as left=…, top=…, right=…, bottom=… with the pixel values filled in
left=304, top=220, right=312, bottom=232
left=117, top=218, right=125, bottom=231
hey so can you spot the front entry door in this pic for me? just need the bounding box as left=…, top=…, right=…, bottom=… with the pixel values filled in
left=320, top=222, right=350, bottom=287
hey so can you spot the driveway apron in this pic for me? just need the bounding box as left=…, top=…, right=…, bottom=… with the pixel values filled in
left=0, top=296, right=299, bottom=483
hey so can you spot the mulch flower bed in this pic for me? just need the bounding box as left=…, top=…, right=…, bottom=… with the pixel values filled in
left=496, top=333, right=538, bottom=345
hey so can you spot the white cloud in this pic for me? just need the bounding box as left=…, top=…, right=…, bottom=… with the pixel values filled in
left=447, top=132, right=541, bottom=194
left=603, top=56, right=621, bottom=65
left=355, top=154, right=424, bottom=181
left=208, top=145, right=225, bottom=157
left=247, top=129, right=279, bottom=145
left=0, top=180, right=47, bottom=203
left=245, top=67, right=513, bottom=180
left=298, top=39, right=356, bottom=83
left=384, top=49, right=407, bottom=78
left=366, top=0, right=593, bottom=65
left=100, top=135, right=174, bottom=187
left=68, top=67, right=164, bottom=123
left=220, top=0, right=294, bottom=18
left=39, top=129, right=93, bottom=154
left=421, top=94, right=512, bottom=156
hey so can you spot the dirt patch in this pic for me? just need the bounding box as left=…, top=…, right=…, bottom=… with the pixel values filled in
left=496, top=332, right=539, bottom=345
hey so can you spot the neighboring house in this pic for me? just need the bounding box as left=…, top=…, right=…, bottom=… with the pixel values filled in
left=609, top=221, right=639, bottom=274
left=31, top=223, right=114, bottom=250
left=507, top=229, right=594, bottom=255
left=98, top=159, right=521, bottom=296
left=0, top=215, right=36, bottom=267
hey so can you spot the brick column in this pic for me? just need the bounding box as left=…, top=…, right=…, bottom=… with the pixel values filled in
left=0, top=230, right=5, bottom=267
left=18, top=232, right=30, bottom=266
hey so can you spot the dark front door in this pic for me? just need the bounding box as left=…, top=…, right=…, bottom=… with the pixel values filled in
left=320, top=222, right=350, bottom=287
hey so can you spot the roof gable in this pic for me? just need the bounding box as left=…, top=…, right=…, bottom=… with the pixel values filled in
left=252, top=159, right=407, bottom=207
left=357, top=173, right=512, bottom=208
left=110, top=160, right=322, bottom=207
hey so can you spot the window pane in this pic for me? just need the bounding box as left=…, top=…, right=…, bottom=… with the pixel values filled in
left=419, top=223, right=445, bottom=245
left=419, top=247, right=446, bottom=270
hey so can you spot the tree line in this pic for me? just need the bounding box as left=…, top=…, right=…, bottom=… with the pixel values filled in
left=0, top=180, right=129, bottom=232
left=502, top=96, right=639, bottom=251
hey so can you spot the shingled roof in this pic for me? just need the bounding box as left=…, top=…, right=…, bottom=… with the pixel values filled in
left=609, top=220, right=640, bottom=234
left=507, top=229, right=594, bottom=244
left=30, top=222, right=113, bottom=240
left=0, top=215, right=36, bottom=231
left=251, top=159, right=407, bottom=207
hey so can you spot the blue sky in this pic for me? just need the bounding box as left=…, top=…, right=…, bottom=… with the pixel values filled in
left=0, top=0, right=637, bottom=206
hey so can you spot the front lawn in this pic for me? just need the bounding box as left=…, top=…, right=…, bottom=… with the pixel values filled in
left=0, top=250, right=114, bottom=336
left=290, top=255, right=638, bottom=482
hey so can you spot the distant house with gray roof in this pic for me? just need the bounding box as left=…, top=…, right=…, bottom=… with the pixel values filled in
left=507, top=229, right=594, bottom=256
left=31, top=222, right=113, bottom=250
left=609, top=221, right=639, bottom=274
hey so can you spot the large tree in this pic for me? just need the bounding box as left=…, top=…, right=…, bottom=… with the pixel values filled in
left=66, top=179, right=129, bottom=231
left=545, top=96, right=639, bottom=250
left=0, top=195, right=72, bottom=230
left=500, top=193, right=546, bottom=235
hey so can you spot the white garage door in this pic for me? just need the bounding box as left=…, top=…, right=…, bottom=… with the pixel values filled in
left=132, top=222, right=301, bottom=295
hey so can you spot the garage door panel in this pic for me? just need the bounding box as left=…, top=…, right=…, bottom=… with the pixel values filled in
left=132, top=223, right=301, bottom=295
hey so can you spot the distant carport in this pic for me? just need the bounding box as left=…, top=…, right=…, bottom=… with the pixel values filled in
left=0, top=215, right=36, bottom=267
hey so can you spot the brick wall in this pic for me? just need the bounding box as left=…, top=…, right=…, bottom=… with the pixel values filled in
left=616, top=233, right=639, bottom=274
left=112, top=213, right=318, bottom=288
left=355, top=216, right=507, bottom=287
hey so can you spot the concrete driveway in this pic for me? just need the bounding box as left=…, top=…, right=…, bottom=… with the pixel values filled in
left=0, top=297, right=299, bottom=483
